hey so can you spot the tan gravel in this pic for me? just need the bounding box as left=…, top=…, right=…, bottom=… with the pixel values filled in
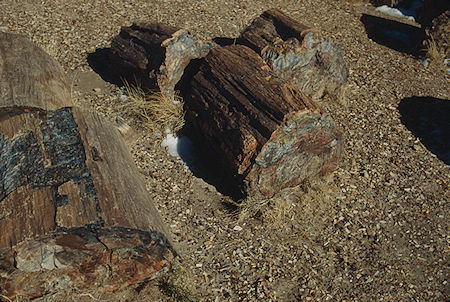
left=1, top=0, right=449, bottom=301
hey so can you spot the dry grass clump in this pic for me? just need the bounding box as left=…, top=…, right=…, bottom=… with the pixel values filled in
left=159, top=261, right=199, bottom=302
left=0, top=295, right=12, bottom=302
left=121, top=81, right=185, bottom=134
left=0, top=295, right=29, bottom=302
left=424, top=35, right=449, bottom=68
left=238, top=173, right=338, bottom=235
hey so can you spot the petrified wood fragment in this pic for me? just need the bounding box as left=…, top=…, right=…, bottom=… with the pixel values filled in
left=0, top=32, right=173, bottom=299
left=108, top=23, right=215, bottom=100
left=0, top=32, right=72, bottom=110
left=183, top=45, right=343, bottom=199
left=238, top=9, right=348, bottom=100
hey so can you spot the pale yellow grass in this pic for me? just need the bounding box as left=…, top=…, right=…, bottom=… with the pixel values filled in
left=424, top=35, right=448, bottom=68
left=238, top=173, right=338, bottom=235
left=159, top=260, right=199, bottom=302
left=121, top=81, right=185, bottom=134
left=0, top=295, right=29, bottom=302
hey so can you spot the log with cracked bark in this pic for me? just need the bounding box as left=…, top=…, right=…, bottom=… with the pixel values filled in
left=238, top=8, right=349, bottom=100
left=103, top=16, right=345, bottom=200
left=104, top=22, right=215, bottom=100
left=183, top=45, right=343, bottom=199
left=0, top=32, right=174, bottom=299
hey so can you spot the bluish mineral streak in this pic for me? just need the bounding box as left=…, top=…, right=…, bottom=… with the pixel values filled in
left=0, top=108, right=99, bottom=214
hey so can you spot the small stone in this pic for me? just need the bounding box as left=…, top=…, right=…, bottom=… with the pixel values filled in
left=119, top=95, right=128, bottom=102
left=93, top=88, right=101, bottom=92
left=196, top=263, right=203, bottom=268
left=233, top=226, right=243, bottom=231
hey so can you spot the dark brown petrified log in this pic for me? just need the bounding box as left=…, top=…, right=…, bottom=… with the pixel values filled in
left=108, top=23, right=215, bottom=100
left=238, top=9, right=349, bottom=100
left=0, top=32, right=173, bottom=299
left=183, top=45, right=343, bottom=199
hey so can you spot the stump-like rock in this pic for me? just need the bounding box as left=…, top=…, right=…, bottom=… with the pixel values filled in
left=0, top=32, right=174, bottom=299
left=183, top=45, right=343, bottom=199
left=108, top=23, right=215, bottom=100
left=103, top=13, right=345, bottom=199
left=238, top=9, right=348, bottom=100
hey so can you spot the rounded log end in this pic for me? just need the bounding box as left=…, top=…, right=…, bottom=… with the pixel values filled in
left=0, top=227, right=174, bottom=299
left=245, top=110, right=343, bottom=199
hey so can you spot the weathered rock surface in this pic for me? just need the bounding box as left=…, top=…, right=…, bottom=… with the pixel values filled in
left=238, top=8, right=348, bottom=100
left=0, top=32, right=72, bottom=110
left=0, top=32, right=174, bottom=299
left=183, top=45, right=343, bottom=199
left=108, top=23, right=215, bottom=100
left=0, top=227, right=172, bottom=299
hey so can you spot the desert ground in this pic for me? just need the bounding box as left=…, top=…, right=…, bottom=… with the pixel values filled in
left=0, top=0, right=448, bottom=301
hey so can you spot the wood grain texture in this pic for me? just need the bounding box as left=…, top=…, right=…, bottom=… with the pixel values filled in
left=0, top=32, right=72, bottom=110
left=0, top=33, right=173, bottom=298
left=108, top=23, right=215, bottom=99
left=184, top=45, right=343, bottom=198
left=238, top=8, right=348, bottom=99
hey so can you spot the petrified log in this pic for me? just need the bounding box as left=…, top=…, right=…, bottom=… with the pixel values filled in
left=183, top=45, right=343, bottom=199
left=0, top=32, right=72, bottom=110
left=0, top=32, right=173, bottom=299
left=107, top=23, right=215, bottom=100
left=238, top=9, right=348, bottom=100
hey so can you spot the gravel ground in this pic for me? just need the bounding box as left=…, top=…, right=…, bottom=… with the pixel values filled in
left=1, top=0, right=448, bottom=301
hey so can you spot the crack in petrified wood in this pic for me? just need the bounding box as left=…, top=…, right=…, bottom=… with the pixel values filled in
left=0, top=108, right=103, bottom=248
left=0, top=227, right=173, bottom=299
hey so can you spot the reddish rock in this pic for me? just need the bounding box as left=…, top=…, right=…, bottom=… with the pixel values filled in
left=184, top=45, right=343, bottom=199
left=0, top=227, right=173, bottom=299
left=0, top=32, right=174, bottom=299
left=238, top=9, right=348, bottom=100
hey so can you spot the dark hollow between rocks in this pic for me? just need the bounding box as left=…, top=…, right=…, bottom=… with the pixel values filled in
left=398, top=96, right=450, bottom=165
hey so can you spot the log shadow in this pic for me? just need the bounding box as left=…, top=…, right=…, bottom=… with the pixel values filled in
left=398, top=96, right=450, bottom=164
left=87, top=48, right=123, bottom=86
left=175, top=129, right=246, bottom=201
left=87, top=48, right=153, bottom=88
left=360, top=14, right=426, bottom=56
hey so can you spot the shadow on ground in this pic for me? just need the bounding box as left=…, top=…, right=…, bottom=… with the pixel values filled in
left=398, top=96, right=450, bottom=164
left=360, top=14, right=426, bottom=56
left=87, top=48, right=124, bottom=86
left=173, top=129, right=245, bottom=202
left=87, top=48, right=155, bottom=88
